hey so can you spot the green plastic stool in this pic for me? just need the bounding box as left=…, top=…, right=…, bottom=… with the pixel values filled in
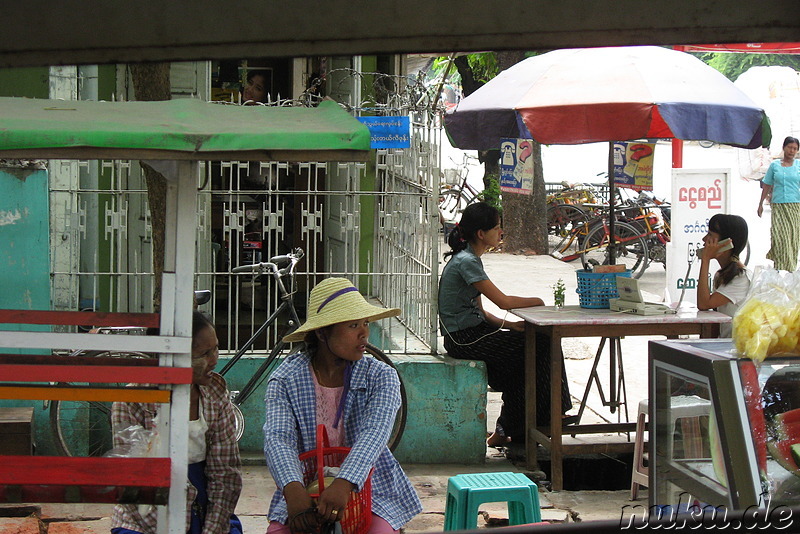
left=444, top=472, right=541, bottom=530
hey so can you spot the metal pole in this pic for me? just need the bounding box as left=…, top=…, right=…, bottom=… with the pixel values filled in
left=607, top=142, right=616, bottom=264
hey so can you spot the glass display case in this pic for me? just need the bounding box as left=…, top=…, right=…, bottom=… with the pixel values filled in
left=650, top=339, right=800, bottom=511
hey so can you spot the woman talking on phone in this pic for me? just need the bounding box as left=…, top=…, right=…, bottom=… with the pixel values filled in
left=696, top=213, right=751, bottom=338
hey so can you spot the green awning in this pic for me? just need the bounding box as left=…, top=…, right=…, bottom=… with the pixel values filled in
left=0, top=97, right=370, bottom=162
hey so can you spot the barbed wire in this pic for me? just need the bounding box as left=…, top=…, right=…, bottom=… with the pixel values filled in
left=209, top=67, right=448, bottom=120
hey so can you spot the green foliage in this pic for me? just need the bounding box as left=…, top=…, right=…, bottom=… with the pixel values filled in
left=466, top=53, right=499, bottom=83
left=551, top=278, right=566, bottom=307
left=691, top=52, right=800, bottom=81
left=431, top=56, right=460, bottom=85
left=480, top=173, right=502, bottom=214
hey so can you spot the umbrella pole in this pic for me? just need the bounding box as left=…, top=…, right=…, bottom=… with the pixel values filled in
left=607, top=142, right=616, bottom=265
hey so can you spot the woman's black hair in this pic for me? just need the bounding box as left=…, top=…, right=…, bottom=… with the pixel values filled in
left=782, top=136, right=799, bottom=148
left=707, top=214, right=748, bottom=289
left=444, top=202, right=500, bottom=259
left=192, top=310, right=215, bottom=345
left=246, top=69, right=270, bottom=84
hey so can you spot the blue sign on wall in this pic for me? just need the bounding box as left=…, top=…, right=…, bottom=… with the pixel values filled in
left=356, top=116, right=411, bottom=148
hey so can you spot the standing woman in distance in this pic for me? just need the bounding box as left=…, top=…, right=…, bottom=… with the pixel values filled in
left=758, top=136, right=800, bottom=271
left=696, top=214, right=751, bottom=338
left=438, top=202, right=573, bottom=448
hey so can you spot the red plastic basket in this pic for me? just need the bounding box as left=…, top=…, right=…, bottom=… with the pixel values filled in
left=299, top=425, right=373, bottom=534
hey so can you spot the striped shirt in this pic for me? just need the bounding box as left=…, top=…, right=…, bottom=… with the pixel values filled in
left=111, top=372, right=242, bottom=534
left=263, top=351, right=422, bottom=530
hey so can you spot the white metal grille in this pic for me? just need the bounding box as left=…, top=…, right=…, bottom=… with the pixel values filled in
left=49, top=68, right=444, bottom=353
left=49, top=129, right=440, bottom=354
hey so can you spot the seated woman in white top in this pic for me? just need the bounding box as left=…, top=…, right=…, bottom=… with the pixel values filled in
left=696, top=214, right=751, bottom=338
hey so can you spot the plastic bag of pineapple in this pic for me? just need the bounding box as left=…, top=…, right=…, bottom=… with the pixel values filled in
left=732, top=268, right=800, bottom=362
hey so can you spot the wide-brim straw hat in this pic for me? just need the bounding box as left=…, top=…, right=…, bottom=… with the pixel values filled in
left=282, top=277, right=400, bottom=343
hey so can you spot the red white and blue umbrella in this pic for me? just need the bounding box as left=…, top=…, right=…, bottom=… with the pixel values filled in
left=444, top=45, right=770, bottom=151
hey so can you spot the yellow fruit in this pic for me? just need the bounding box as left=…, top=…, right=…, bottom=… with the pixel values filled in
left=733, top=296, right=800, bottom=362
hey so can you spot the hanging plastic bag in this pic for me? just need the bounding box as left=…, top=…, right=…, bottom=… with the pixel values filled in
left=103, top=424, right=158, bottom=458
left=732, top=268, right=800, bottom=362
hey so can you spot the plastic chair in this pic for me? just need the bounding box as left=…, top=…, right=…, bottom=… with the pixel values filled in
left=444, top=472, right=541, bottom=530
left=630, top=395, right=711, bottom=500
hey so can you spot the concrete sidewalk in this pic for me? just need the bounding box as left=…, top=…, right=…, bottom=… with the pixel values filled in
left=4, top=455, right=634, bottom=532
left=1, top=250, right=659, bottom=532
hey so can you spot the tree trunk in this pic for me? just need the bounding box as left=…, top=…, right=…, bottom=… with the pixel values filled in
left=454, top=52, right=548, bottom=254
left=129, top=63, right=171, bottom=312
left=492, top=51, right=547, bottom=254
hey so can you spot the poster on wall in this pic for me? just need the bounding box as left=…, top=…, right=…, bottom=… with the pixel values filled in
left=613, top=141, right=656, bottom=191
left=666, top=168, right=730, bottom=307
left=499, top=138, right=534, bottom=195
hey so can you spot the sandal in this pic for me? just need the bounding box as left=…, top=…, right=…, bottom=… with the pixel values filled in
left=562, top=414, right=579, bottom=426
left=486, top=431, right=511, bottom=448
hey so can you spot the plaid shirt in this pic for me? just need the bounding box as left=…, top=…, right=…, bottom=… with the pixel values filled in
left=111, top=372, right=242, bottom=534
left=264, top=351, right=422, bottom=530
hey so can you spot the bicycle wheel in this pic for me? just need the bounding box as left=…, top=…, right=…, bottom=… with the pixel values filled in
left=228, top=339, right=298, bottom=441
left=364, top=344, right=407, bottom=452
left=439, top=187, right=471, bottom=222
left=546, top=204, right=589, bottom=260
left=50, top=350, right=153, bottom=457
left=230, top=400, right=246, bottom=442
left=230, top=340, right=294, bottom=406
left=581, top=220, right=649, bottom=279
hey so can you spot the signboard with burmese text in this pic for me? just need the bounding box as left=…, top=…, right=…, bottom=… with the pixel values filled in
left=666, top=168, right=730, bottom=308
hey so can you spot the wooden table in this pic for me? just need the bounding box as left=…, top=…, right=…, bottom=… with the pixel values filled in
left=510, top=305, right=730, bottom=490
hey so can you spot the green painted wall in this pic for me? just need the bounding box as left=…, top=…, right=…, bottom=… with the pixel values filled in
left=2, top=352, right=487, bottom=462
left=0, top=167, right=53, bottom=452
left=223, top=353, right=487, bottom=464
left=0, top=67, right=49, bottom=98
left=391, top=355, right=487, bottom=464
left=0, top=167, right=51, bottom=353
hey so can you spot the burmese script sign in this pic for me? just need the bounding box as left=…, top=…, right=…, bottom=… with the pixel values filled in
left=666, top=168, right=730, bottom=307
left=356, top=116, right=411, bottom=149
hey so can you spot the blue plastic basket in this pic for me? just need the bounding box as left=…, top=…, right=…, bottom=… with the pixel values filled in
left=575, top=269, right=632, bottom=309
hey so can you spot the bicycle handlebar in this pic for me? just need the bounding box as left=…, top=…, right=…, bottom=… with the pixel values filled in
left=231, top=248, right=304, bottom=274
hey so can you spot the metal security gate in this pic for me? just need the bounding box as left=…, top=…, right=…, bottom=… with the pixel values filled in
left=48, top=66, right=444, bottom=354
left=49, top=131, right=441, bottom=355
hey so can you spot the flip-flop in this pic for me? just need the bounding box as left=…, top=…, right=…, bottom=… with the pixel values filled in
left=486, top=433, right=511, bottom=449
left=562, top=414, right=580, bottom=426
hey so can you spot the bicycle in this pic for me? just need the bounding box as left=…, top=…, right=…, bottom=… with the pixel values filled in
left=224, top=249, right=406, bottom=449
left=49, top=294, right=211, bottom=457
left=547, top=201, right=650, bottom=278
left=546, top=203, right=591, bottom=259
left=439, top=153, right=481, bottom=227
left=545, top=181, right=602, bottom=207
left=50, top=251, right=408, bottom=455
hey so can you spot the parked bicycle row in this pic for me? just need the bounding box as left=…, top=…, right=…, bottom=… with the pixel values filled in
left=547, top=189, right=673, bottom=279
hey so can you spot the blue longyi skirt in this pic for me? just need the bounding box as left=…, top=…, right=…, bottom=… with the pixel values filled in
left=111, top=461, right=242, bottom=534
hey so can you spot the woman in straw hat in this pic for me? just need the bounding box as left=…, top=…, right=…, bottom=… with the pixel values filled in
left=264, top=278, right=422, bottom=534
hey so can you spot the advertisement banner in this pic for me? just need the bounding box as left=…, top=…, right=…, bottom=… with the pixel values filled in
left=499, top=138, right=534, bottom=195
left=356, top=116, right=411, bottom=149
left=666, top=168, right=730, bottom=307
left=613, top=141, right=656, bottom=191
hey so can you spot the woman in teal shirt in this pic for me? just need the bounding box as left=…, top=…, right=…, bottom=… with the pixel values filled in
left=758, top=136, right=800, bottom=271
left=439, top=202, right=573, bottom=448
